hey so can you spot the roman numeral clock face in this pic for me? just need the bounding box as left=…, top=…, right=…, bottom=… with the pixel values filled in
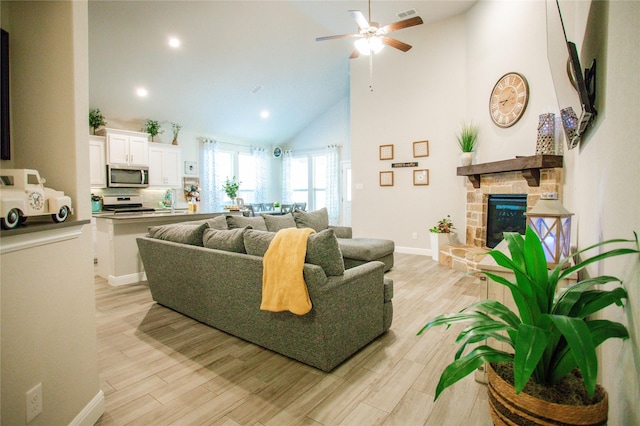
left=489, top=72, right=529, bottom=128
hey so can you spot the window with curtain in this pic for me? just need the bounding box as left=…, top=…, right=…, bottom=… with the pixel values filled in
left=282, top=146, right=340, bottom=222
left=201, top=141, right=268, bottom=211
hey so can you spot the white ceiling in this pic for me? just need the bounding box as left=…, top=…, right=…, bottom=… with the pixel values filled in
left=89, top=1, right=476, bottom=145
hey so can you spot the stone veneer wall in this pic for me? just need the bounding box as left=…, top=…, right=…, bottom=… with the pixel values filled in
left=465, top=168, right=563, bottom=247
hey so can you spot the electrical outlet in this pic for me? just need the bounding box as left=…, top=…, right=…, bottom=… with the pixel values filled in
left=412, top=232, right=418, bottom=240
left=26, top=383, right=42, bottom=423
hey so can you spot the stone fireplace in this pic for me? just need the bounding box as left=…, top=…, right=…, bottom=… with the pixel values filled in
left=439, top=155, right=564, bottom=272
left=461, top=157, right=563, bottom=248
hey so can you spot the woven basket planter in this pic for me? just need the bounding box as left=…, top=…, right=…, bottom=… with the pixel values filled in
left=487, top=363, right=608, bottom=426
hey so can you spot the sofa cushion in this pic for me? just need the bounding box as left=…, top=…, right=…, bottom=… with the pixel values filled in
left=148, top=222, right=209, bottom=246
left=306, top=228, right=344, bottom=276
left=203, top=227, right=248, bottom=253
left=338, top=238, right=395, bottom=261
left=244, top=229, right=276, bottom=257
left=226, top=215, right=268, bottom=231
left=207, top=215, right=229, bottom=230
left=261, top=213, right=296, bottom=232
left=293, top=207, right=329, bottom=232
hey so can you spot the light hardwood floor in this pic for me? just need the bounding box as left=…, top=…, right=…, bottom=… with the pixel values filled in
left=95, top=253, right=492, bottom=425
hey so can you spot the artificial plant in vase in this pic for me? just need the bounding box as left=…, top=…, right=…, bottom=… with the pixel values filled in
left=418, top=226, right=639, bottom=425
left=223, top=176, right=241, bottom=202
left=89, top=109, right=107, bottom=135
left=142, top=119, right=164, bottom=142
left=170, top=122, right=182, bottom=145
left=456, top=122, right=478, bottom=166
left=429, top=215, right=455, bottom=262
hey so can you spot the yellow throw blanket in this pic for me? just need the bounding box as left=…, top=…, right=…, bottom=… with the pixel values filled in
left=261, top=227, right=316, bottom=315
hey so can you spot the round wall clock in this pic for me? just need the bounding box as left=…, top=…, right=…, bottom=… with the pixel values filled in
left=489, top=72, right=529, bottom=128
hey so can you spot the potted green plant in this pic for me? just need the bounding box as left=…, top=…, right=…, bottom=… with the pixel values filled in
left=170, top=122, right=182, bottom=145
left=429, top=215, right=455, bottom=262
left=89, top=109, right=107, bottom=135
left=223, top=176, right=241, bottom=201
left=457, top=122, right=478, bottom=166
left=418, top=227, right=639, bottom=425
left=142, top=119, right=163, bottom=142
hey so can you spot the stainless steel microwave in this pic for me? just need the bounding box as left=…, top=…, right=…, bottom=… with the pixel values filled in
left=107, top=165, right=149, bottom=188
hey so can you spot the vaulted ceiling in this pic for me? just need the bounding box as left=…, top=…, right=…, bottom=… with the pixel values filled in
left=89, top=1, right=476, bottom=145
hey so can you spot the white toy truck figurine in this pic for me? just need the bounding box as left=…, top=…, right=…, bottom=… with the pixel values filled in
left=0, top=169, right=73, bottom=229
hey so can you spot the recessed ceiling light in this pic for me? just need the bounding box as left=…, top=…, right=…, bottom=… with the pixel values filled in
left=136, top=88, right=148, bottom=97
left=168, top=37, right=181, bottom=48
left=260, top=110, right=270, bottom=119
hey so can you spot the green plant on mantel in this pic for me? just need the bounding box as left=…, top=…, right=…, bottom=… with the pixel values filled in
left=89, top=109, right=107, bottom=135
left=142, top=119, right=164, bottom=141
left=429, top=215, right=455, bottom=233
left=456, top=122, right=478, bottom=152
left=419, top=226, right=639, bottom=402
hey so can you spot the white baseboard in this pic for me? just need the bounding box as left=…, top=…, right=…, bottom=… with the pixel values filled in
left=69, top=389, right=104, bottom=426
left=108, top=271, right=147, bottom=286
left=394, top=246, right=431, bottom=257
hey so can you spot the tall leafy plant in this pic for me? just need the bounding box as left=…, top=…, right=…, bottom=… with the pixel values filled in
left=418, top=226, right=639, bottom=400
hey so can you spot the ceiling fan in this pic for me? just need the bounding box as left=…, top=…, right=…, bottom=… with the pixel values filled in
left=315, top=0, right=424, bottom=59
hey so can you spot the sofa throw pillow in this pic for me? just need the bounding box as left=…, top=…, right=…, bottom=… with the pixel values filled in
left=226, top=215, right=268, bottom=231
left=244, top=229, right=276, bottom=257
left=207, top=215, right=229, bottom=230
left=148, top=222, right=209, bottom=246
left=261, top=213, right=296, bottom=232
left=306, top=228, right=344, bottom=276
left=293, top=207, right=329, bottom=232
left=203, top=227, right=248, bottom=253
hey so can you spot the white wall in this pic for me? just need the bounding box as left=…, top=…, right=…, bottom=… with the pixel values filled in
left=351, top=14, right=468, bottom=251
left=1, top=1, right=103, bottom=424
left=567, top=2, right=639, bottom=423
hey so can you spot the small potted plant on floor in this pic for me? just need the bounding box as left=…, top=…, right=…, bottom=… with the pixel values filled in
left=457, top=122, right=478, bottom=166
left=429, top=215, right=455, bottom=262
left=142, top=119, right=164, bottom=142
left=89, top=108, right=107, bottom=135
left=418, top=226, right=639, bottom=425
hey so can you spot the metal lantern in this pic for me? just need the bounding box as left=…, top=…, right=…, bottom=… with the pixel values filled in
left=525, top=194, right=574, bottom=268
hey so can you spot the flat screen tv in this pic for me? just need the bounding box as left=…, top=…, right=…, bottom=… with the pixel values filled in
left=1, top=28, right=9, bottom=160
left=546, top=0, right=596, bottom=150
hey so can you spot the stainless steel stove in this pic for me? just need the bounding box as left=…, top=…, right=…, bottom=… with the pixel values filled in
left=102, top=195, right=156, bottom=214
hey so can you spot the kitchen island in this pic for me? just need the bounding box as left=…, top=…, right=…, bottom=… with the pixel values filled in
left=95, top=210, right=236, bottom=286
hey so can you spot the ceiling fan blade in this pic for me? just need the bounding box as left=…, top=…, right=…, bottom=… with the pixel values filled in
left=349, top=48, right=360, bottom=60
left=380, top=36, right=412, bottom=52
left=381, top=16, right=424, bottom=33
left=316, top=33, right=359, bottom=42
left=349, top=10, right=370, bottom=30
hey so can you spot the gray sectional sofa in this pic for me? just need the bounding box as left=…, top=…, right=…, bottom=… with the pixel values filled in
left=136, top=209, right=394, bottom=371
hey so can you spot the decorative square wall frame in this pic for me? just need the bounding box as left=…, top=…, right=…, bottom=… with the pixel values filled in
left=184, top=161, right=198, bottom=175
left=413, top=140, right=429, bottom=158
left=379, top=144, right=394, bottom=160
left=380, top=171, right=394, bottom=186
left=413, top=169, right=429, bottom=186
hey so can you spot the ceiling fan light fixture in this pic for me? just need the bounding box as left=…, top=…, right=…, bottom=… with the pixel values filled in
left=355, top=36, right=384, bottom=56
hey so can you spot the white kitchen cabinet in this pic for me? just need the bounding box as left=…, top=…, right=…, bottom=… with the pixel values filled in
left=97, top=128, right=149, bottom=166
left=148, top=144, right=181, bottom=187
left=89, top=135, right=107, bottom=188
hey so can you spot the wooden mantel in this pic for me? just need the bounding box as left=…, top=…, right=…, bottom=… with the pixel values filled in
left=456, top=155, right=563, bottom=188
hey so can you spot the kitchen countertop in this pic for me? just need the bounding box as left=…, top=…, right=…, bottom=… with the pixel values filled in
left=93, top=209, right=236, bottom=224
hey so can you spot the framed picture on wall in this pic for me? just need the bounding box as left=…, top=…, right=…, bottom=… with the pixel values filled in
left=413, top=169, right=429, bottom=186
left=380, top=171, right=394, bottom=186
left=379, top=144, right=394, bottom=160
left=413, top=140, right=429, bottom=158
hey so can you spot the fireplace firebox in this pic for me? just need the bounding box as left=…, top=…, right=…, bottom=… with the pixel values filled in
left=486, top=194, right=527, bottom=248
